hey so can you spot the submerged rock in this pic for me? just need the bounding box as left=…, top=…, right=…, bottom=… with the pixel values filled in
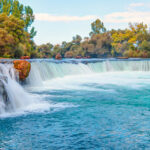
left=13, top=60, right=31, bottom=80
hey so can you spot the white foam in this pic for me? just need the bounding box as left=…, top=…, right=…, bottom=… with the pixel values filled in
left=2, top=61, right=150, bottom=117
left=26, top=71, right=150, bottom=93
left=0, top=64, right=76, bottom=118
left=26, top=61, right=150, bottom=91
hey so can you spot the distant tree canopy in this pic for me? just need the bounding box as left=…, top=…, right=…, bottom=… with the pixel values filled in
left=36, top=43, right=53, bottom=58
left=35, top=18, right=111, bottom=59
left=38, top=20, right=150, bottom=59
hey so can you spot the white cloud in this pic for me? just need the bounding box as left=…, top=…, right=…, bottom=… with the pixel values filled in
left=104, top=11, right=150, bottom=24
left=104, top=2, right=150, bottom=25
left=35, top=13, right=98, bottom=22
left=35, top=3, right=150, bottom=25
left=129, top=3, right=145, bottom=8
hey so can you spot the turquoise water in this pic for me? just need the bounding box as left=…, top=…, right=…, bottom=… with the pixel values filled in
left=1, top=60, right=150, bottom=149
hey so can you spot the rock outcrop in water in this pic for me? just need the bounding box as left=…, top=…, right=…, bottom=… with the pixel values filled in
left=13, top=60, right=31, bottom=80
left=20, top=56, right=30, bottom=59
left=55, top=53, right=62, bottom=60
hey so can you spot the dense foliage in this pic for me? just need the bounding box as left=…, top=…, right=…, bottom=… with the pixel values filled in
left=0, top=0, right=36, bottom=58
left=37, top=19, right=150, bottom=59
left=0, top=1, right=150, bottom=58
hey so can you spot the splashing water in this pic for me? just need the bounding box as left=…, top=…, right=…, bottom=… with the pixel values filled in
left=2, top=59, right=150, bottom=116
left=2, top=59, right=150, bottom=149
left=0, top=63, right=52, bottom=117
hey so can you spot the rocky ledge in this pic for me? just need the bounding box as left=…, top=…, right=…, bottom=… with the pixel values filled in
left=13, top=60, right=31, bottom=81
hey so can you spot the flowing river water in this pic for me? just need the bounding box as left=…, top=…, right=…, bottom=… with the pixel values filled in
left=1, top=59, right=150, bottom=149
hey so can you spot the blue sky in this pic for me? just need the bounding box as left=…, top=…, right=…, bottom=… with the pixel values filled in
left=19, top=0, right=150, bottom=45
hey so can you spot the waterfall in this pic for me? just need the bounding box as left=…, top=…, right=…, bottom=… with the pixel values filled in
left=26, top=60, right=150, bottom=86
left=0, top=63, right=50, bottom=116
left=1, top=59, right=150, bottom=115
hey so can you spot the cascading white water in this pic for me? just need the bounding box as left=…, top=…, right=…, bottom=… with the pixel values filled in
left=2, top=60, right=150, bottom=116
left=0, top=63, right=51, bottom=116
left=26, top=60, right=150, bottom=86
left=27, top=62, right=93, bottom=86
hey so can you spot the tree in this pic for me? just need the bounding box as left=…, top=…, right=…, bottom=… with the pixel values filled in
left=111, top=22, right=150, bottom=57
left=37, top=43, right=53, bottom=58
left=60, top=42, right=73, bottom=57
left=88, top=33, right=112, bottom=57
left=64, top=51, right=73, bottom=58
left=52, top=44, right=61, bottom=57
left=14, top=44, right=24, bottom=58
left=33, top=19, right=150, bottom=59
left=0, top=0, right=37, bottom=58
left=72, top=35, right=82, bottom=45
left=140, top=40, right=150, bottom=51
left=90, top=19, right=106, bottom=36
left=0, top=0, right=36, bottom=37
left=0, top=13, right=34, bottom=58
left=0, top=28, right=14, bottom=57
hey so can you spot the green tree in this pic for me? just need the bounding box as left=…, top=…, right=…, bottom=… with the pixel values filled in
left=37, top=43, right=53, bottom=58
left=140, top=40, right=150, bottom=51
left=64, top=51, right=73, bottom=58
left=0, top=0, right=36, bottom=37
left=0, top=13, right=33, bottom=58
left=72, top=35, right=82, bottom=45
left=0, top=28, right=14, bottom=57
left=0, top=0, right=37, bottom=58
left=90, top=19, right=106, bottom=36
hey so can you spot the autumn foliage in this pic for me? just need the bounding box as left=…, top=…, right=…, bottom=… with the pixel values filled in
left=36, top=19, right=150, bottom=59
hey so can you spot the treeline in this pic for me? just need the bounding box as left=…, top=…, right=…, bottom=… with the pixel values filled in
left=1, top=0, right=150, bottom=59
left=36, top=20, right=150, bottom=58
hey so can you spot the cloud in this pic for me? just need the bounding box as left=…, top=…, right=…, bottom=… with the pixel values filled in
left=104, top=2, right=150, bottom=24
left=129, top=3, right=145, bottom=8
left=35, top=13, right=98, bottom=22
left=104, top=11, right=150, bottom=24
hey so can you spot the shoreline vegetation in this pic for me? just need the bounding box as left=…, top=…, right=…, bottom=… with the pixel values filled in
left=1, top=1, right=150, bottom=60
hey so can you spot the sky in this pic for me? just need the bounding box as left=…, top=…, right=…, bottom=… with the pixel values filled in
left=19, top=0, right=150, bottom=45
